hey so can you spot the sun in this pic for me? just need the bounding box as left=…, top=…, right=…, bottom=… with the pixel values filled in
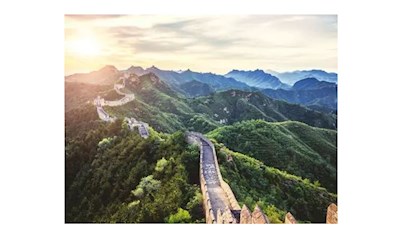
left=67, top=36, right=102, bottom=57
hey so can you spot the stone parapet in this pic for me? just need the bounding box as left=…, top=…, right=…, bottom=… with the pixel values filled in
left=220, top=181, right=241, bottom=210
left=285, top=212, right=297, bottom=224
left=326, top=203, right=338, bottom=224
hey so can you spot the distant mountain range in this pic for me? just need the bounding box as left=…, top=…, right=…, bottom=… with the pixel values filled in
left=261, top=77, right=337, bottom=113
left=65, top=65, right=337, bottom=90
left=266, top=69, right=337, bottom=86
left=225, top=69, right=289, bottom=90
left=65, top=65, right=337, bottom=113
left=65, top=65, right=253, bottom=95
left=65, top=65, right=121, bottom=85
left=124, top=65, right=252, bottom=94
left=111, top=72, right=336, bottom=131
left=65, top=67, right=338, bottom=223
left=178, top=80, right=214, bottom=97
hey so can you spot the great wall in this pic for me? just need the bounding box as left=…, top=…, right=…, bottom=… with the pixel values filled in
left=94, top=75, right=338, bottom=224
left=94, top=76, right=149, bottom=138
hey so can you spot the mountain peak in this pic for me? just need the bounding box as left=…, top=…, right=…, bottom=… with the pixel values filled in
left=127, top=65, right=144, bottom=71
left=225, top=69, right=284, bottom=90
left=296, top=77, right=319, bottom=83
left=292, top=77, right=336, bottom=90
left=275, top=69, right=337, bottom=85
left=148, top=65, right=160, bottom=71
left=100, top=65, right=118, bottom=72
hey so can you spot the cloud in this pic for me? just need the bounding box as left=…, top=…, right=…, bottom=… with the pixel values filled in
left=65, top=15, right=337, bottom=74
left=133, top=39, right=191, bottom=53
left=65, top=14, right=125, bottom=21
left=107, top=26, right=144, bottom=38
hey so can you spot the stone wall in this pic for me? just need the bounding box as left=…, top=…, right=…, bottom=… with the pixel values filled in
left=188, top=132, right=240, bottom=211
left=326, top=203, right=338, bottom=224
left=220, top=181, right=241, bottom=210
left=103, top=95, right=135, bottom=107
left=284, top=212, right=297, bottom=224
left=187, top=132, right=270, bottom=224
left=252, top=205, right=270, bottom=224
left=219, top=207, right=237, bottom=224
left=197, top=136, right=216, bottom=224
left=240, top=205, right=252, bottom=224
left=200, top=172, right=216, bottom=223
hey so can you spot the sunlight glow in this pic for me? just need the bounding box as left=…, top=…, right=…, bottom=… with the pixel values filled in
left=65, top=15, right=337, bottom=75
left=67, top=36, right=101, bottom=57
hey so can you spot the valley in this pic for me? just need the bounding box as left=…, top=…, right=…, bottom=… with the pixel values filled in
left=65, top=65, right=338, bottom=223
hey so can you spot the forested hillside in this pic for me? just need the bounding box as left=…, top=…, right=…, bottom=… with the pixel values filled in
left=65, top=112, right=336, bottom=223
left=215, top=145, right=337, bottom=223
left=95, top=73, right=336, bottom=134
left=207, top=120, right=337, bottom=193
left=65, top=67, right=338, bottom=223
left=66, top=112, right=204, bottom=223
left=189, top=90, right=337, bottom=130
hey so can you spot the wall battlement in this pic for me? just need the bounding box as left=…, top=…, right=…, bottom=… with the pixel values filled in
left=186, top=132, right=337, bottom=224
left=326, top=203, right=338, bottom=224
left=187, top=132, right=270, bottom=224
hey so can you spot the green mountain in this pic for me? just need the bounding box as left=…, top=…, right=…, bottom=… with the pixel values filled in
left=189, top=90, right=337, bottom=130
left=207, top=120, right=337, bottom=193
left=215, top=144, right=336, bottom=223
left=65, top=82, right=110, bottom=112
left=178, top=80, right=214, bottom=97
left=65, top=65, right=121, bottom=85
left=67, top=72, right=336, bottom=135
left=225, top=69, right=289, bottom=89
left=103, top=72, right=220, bottom=133
left=125, top=65, right=253, bottom=93
left=65, top=69, right=338, bottom=223
left=65, top=111, right=336, bottom=223
left=267, top=69, right=338, bottom=85
left=65, top=114, right=204, bottom=223
left=261, top=78, right=337, bottom=113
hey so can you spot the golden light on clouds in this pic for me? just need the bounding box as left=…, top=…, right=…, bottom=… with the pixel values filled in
left=65, top=15, right=337, bottom=75
left=67, top=36, right=101, bottom=57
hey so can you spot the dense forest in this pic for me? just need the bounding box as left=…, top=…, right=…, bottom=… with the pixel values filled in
left=207, top=120, right=337, bottom=193
left=215, top=143, right=336, bottom=223
left=101, top=73, right=337, bottom=134
left=65, top=71, right=337, bottom=223
left=66, top=114, right=204, bottom=223
left=65, top=108, right=337, bottom=223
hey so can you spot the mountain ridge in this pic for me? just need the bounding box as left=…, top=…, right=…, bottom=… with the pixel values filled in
left=225, top=69, right=289, bottom=90
left=261, top=77, right=337, bottom=112
left=266, top=69, right=337, bottom=85
left=65, top=66, right=338, bottom=223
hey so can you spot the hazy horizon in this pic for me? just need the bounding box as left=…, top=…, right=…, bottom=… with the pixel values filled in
left=65, top=15, right=337, bottom=75
left=65, top=63, right=338, bottom=76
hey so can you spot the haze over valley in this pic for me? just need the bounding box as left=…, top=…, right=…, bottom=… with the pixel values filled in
left=65, top=15, right=337, bottom=224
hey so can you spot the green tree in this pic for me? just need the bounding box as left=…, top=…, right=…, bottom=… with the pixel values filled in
left=155, top=158, right=169, bottom=172
left=167, top=208, right=191, bottom=223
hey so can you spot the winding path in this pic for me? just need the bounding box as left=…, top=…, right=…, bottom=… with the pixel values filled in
left=188, top=132, right=241, bottom=223
left=92, top=77, right=274, bottom=223
left=94, top=80, right=149, bottom=137
left=200, top=138, right=231, bottom=214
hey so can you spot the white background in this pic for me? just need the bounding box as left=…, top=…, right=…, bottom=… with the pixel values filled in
left=0, top=0, right=399, bottom=239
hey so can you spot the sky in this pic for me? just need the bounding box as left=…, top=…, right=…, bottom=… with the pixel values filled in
left=64, top=15, right=337, bottom=75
